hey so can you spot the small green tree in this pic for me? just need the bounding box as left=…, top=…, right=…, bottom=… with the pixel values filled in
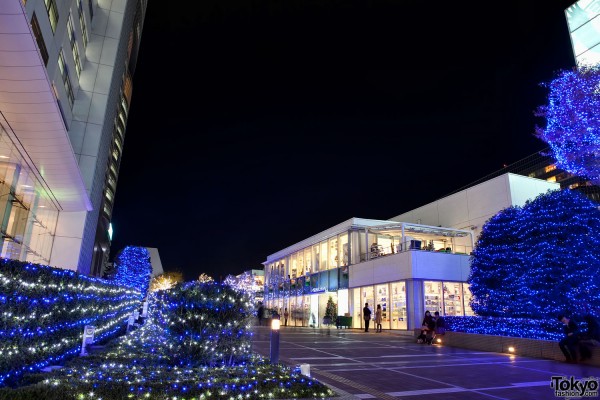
left=324, top=296, right=337, bottom=325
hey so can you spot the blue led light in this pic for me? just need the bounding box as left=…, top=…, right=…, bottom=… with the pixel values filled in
left=535, top=65, right=600, bottom=185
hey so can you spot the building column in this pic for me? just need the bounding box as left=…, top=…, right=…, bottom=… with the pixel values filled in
left=406, top=279, right=424, bottom=331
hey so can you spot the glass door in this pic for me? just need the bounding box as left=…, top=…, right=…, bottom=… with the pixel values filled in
left=376, top=284, right=389, bottom=330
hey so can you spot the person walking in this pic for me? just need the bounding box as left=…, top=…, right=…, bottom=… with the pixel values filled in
left=558, top=314, right=580, bottom=363
left=257, top=302, right=265, bottom=327
left=363, top=303, right=372, bottom=332
left=375, top=304, right=383, bottom=332
left=283, top=308, right=289, bottom=326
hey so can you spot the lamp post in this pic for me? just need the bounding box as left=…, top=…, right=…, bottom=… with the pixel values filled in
left=270, top=318, right=280, bottom=364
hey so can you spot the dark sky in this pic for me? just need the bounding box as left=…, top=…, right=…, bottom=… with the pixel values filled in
left=110, top=0, right=577, bottom=281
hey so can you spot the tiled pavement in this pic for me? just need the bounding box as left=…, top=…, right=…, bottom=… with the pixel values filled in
left=250, top=326, right=600, bottom=399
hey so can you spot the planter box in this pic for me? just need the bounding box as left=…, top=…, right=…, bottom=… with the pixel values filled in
left=415, top=330, right=600, bottom=366
left=336, top=316, right=352, bottom=329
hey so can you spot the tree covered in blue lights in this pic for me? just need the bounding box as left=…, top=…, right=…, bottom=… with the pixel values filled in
left=468, top=189, right=600, bottom=319
left=152, top=280, right=254, bottom=367
left=113, top=246, right=152, bottom=299
left=535, top=65, right=600, bottom=185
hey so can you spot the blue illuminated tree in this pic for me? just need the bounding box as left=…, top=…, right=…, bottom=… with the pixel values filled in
left=535, top=65, right=600, bottom=185
left=468, top=206, right=529, bottom=317
left=113, top=246, right=152, bottom=299
left=469, top=189, right=600, bottom=319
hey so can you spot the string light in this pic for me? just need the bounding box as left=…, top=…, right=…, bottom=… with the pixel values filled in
left=1, top=287, right=335, bottom=399
left=0, top=258, right=143, bottom=386
left=535, top=64, right=600, bottom=185
left=113, top=247, right=152, bottom=300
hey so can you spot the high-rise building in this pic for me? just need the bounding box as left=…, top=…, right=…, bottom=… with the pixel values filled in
left=450, top=0, right=600, bottom=203
left=0, top=0, right=147, bottom=275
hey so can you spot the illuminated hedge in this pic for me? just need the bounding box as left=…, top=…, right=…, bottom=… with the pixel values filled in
left=468, top=189, right=600, bottom=318
left=0, top=259, right=141, bottom=386
left=152, top=281, right=254, bottom=367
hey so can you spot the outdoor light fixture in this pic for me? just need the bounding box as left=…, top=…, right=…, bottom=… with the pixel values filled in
left=270, top=317, right=280, bottom=364
left=436, top=337, right=442, bottom=344
left=508, top=346, right=515, bottom=353
left=271, top=319, right=280, bottom=330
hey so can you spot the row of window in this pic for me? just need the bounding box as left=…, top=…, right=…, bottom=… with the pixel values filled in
left=32, top=0, right=90, bottom=113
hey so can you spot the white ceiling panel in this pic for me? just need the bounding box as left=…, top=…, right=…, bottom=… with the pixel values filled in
left=0, top=33, right=36, bottom=51
left=0, top=50, right=42, bottom=67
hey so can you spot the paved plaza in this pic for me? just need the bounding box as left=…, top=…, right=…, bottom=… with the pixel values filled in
left=251, top=326, right=600, bottom=399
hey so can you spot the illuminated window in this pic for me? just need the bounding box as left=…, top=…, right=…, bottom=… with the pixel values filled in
left=44, top=0, right=59, bottom=34
left=545, top=164, right=557, bottom=173
left=77, top=0, right=88, bottom=48
left=30, top=13, right=49, bottom=66
left=57, top=50, right=74, bottom=107
left=547, top=176, right=557, bottom=182
left=67, top=15, right=82, bottom=77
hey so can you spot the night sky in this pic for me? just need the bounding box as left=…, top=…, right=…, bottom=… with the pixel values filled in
left=109, top=0, right=577, bottom=281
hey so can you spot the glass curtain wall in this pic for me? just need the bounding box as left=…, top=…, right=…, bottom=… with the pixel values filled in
left=425, top=280, right=474, bottom=316
left=0, top=127, right=59, bottom=265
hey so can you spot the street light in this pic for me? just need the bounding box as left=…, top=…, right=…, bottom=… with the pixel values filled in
left=270, top=318, right=280, bottom=364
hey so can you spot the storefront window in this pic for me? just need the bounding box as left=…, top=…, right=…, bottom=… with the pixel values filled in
left=329, top=236, right=338, bottom=269
left=312, top=244, right=319, bottom=272
left=290, top=253, right=297, bottom=278
left=463, top=283, right=475, bottom=316
left=339, top=233, right=349, bottom=266
left=361, top=285, right=375, bottom=330
left=390, top=282, right=407, bottom=329
left=352, top=287, right=361, bottom=328
left=304, top=247, right=312, bottom=274
left=320, top=240, right=327, bottom=270
left=375, top=284, right=389, bottom=330
left=424, top=281, right=442, bottom=313
left=297, top=250, right=304, bottom=276
left=378, top=236, right=393, bottom=256
left=443, top=282, right=464, bottom=316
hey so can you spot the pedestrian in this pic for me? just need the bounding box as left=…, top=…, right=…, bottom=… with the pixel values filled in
left=557, top=314, right=580, bottom=363
left=417, top=311, right=435, bottom=344
left=375, top=304, right=383, bottom=332
left=433, top=311, right=446, bottom=340
left=257, top=302, right=264, bottom=326
left=363, top=302, right=372, bottom=332
left=579, top=314, right=600, bottom=361
left=283, top=307, right=289, bottom=326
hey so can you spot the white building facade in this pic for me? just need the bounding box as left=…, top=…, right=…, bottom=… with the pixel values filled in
left=263, top=173, right=559, bottom=331
left=0, top=0, right=146, bottom=275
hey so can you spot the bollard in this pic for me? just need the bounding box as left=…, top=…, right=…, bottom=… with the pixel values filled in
left=126, top=313, right=135, bottom=333
left=80, top=325, right=95, bottom=356
left=300, top=363, right=311, bottom=377
left=270, top=318, right=280, bottom=364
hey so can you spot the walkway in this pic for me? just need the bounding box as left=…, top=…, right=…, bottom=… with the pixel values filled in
left=250, top=326, right=600, bottom=399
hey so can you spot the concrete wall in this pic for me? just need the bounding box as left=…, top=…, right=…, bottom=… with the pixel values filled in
left=349, top=251, right=471, bottom=288
left=421, top=330, right=600, bottom=366
left=389, top=173, right=559, bottom=240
